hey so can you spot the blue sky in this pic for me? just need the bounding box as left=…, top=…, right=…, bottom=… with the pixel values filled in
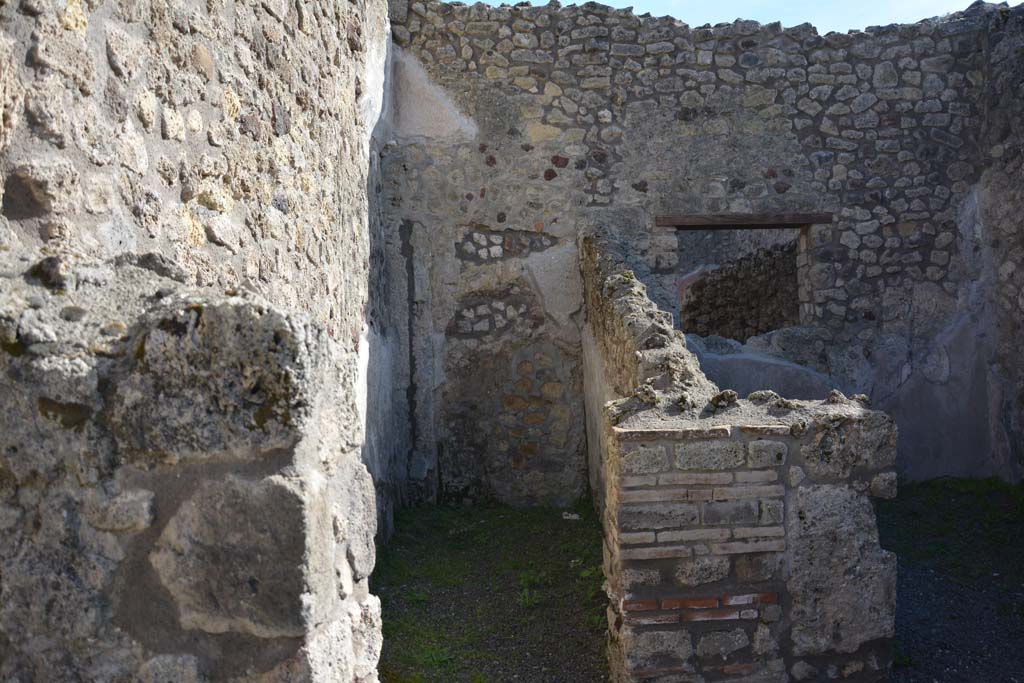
left=508, top=0, right=1019, bottom=34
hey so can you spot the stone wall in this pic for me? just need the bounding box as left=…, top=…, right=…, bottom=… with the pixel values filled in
left=582, top=231, right=897, bottom=682
left=378, top=41, right=591, bottom=505
left=975, top=6, right=1024, bottom=482
left=1, top=258, right=386, bottom=682
left=391, top=0, right=998, bottom=318
left=388, top=0, right=1024, bottom=481
left=680, top=242, right=800, bottom=341
left=0, top=0, right=1021, bottom=678
left=669, top=227, right=799, bottom=322
left=0, top=0, right=399, bottom=680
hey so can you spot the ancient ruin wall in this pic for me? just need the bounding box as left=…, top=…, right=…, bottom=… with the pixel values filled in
left=390, top=0, right=1000, bottom=317
left=379, top=47, right=591, bottom=505
left=679, top=243, right=800, bottom=341
left=0, top=1, right=400, bottom=680
left=388, top=0, right=1024, bottom=481
left=975, top=6, right=1024, bottom=482
left=582, top=232, right=898, bottom=683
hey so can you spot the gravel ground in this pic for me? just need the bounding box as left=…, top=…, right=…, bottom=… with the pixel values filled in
left=878, top=478, right=1024, bottom=683
left=893, top=562, right=1024, bottom=683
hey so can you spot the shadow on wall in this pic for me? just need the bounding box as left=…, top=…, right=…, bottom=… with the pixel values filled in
left=687, top=312, right=1015, bottom=481
left=361, top=37, right=418, bottom=542
left=439, top=337, right=587, bottom=506
left=687, top=333, right=837, bottom=402
left=688, top=290, right=1018, bottom=483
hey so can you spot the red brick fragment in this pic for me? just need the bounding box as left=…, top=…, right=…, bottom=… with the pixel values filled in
left=662, top=597, right=718, bottom=610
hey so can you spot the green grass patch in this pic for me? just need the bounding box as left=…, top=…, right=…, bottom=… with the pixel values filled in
left=373, top=502, right=608, bottom=683
left=877, top=477, right=1024, bottom=589
left=893, top=640, right=918, bottom=669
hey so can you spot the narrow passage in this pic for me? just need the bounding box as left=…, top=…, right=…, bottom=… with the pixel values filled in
left=373, top=504, right=608, bottom=683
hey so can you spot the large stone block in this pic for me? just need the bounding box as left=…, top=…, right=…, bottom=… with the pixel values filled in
left=150, top=475, right=307, bottom=638
left=702, top=500, right=758, bottom=525
left=799, top=413, right=897, bottom=479
left=619, top=502, right=700, bottom=530
left=621, top=627, right=694, bottom=672
left=786, top=485, right=896, bottom=655
left=105, top=300, right=317, bottom=464
left=620, top=444, right=669, bottom=474
left=696, top=628, right=750, bottom=659
left=674, top=556, right=730, bottom=586
left=676, top=440, right=746, bottom=470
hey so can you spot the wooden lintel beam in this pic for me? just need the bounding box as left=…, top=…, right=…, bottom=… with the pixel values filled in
left=654, top=213, right=835, bottom=229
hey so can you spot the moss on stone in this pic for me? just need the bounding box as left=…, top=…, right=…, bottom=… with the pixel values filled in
left=1, top=339, right=25, bottom=357
left=252, top=392, right=292, bottom=430
left=37, top=397, right=93, bottom=430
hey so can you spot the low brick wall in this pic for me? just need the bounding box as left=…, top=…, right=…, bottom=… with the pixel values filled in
left=582, top=232, right=897, bottom=682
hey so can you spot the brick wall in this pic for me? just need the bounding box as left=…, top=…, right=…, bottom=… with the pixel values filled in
left=582, top=231, right=897, bottom=682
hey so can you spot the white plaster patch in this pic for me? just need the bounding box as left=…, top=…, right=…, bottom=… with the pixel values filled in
left=523, top=241, right=583, bottom=329
left=356, top=324, right=370, bottom=434
left=360, top=25, right=390, bottom=151
left=389, top=47, right=478, bottom=141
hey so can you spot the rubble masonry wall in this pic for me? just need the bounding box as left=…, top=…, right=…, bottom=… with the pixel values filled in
left=0, top=1, right=402, bottom=680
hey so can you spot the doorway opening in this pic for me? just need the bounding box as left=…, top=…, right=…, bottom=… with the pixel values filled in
left=657, top=213, right=832, bottom=342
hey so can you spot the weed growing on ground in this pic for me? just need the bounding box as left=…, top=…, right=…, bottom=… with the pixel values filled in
left=877, top=476, right=1024, bottom=588
left=893, top=641, right=918, bottom=669
left=373, top=502, right=608, bottom=682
